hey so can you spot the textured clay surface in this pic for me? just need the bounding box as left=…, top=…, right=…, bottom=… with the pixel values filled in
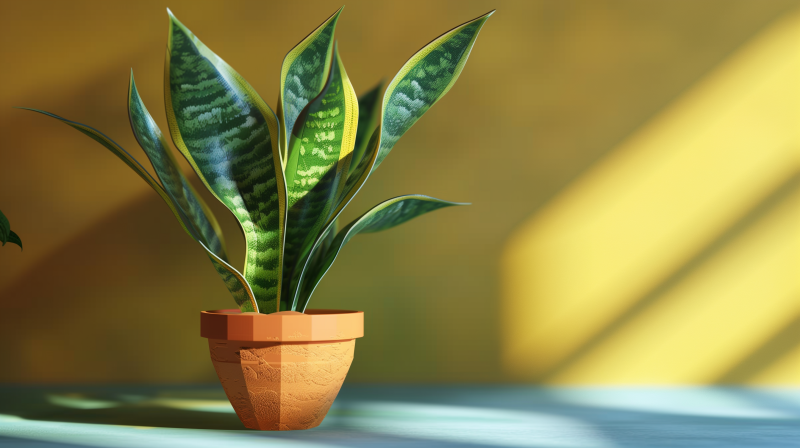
left=209, top=338, right=355, bottom=430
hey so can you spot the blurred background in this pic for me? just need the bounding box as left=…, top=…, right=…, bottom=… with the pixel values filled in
left=0, top=0, right=797, bottom=385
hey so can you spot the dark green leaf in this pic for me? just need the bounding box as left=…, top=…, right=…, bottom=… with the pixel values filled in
left=0, top=208, right=9, bottom=245
left=7, top=231, right=22, bottom=250
left=165, top=10, right=286, bottom=313
left=349, top=81, right=383, bottom=176
left=295, top=195, right=466, bottom=310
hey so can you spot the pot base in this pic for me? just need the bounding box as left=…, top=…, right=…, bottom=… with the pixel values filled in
left=209, top=338, right=355, bottom=430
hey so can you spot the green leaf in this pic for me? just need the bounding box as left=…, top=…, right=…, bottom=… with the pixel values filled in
left=375, top=11, right=493, bottom=170
left=128, top=73, right=258, bottom=311
left=128, top=72, right=227, bottom=261
left=329, top=11, right=493, bottom=228
left=295, top=195, right=467, bottom=311
left=349, top=81, right=383, bottom=176
left=165, top=10, right=287, bottom=313
left=0, top=208, right=9, bottom=245
left=282, top=43, right=358, bottom=310
left=7, top=231, right=22, bottom=250
left=20, top=107, right=258, bottom=310
left=278, top=7, right=342, bottom=164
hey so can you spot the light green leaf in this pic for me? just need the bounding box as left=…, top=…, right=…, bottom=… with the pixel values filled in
left=278, top=7, right=342, bottom=164
left=295, top=195, right=466, bottom=311
left=0, top=208, right=10, bottom=245
left=165, top=10, right=286, bottom=313
left=349, top=81, right=383, bottom=176
left=20, top=107, right=258, bottom=311
left=282, top=43, right=358, bottom=310
left=7, top=231, right=22, bottom=250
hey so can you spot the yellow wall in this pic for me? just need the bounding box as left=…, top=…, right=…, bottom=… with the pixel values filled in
left=0, top=0, right=798, bottom=384
left=503, top=10, right=800, bottom=384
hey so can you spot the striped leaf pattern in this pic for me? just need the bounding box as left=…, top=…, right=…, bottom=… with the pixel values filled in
left=282, top=45, right=358, bottom=309
left=278, top=7, right=341, bottom=163
left=328, top=11, right=493, bottom=227
left=375, top=11, right=493, bottom=170
left=21, top=107, right=258, bottom=311
left=128, top=74, right=227, bottom=261
left=128, top=75, right=258, bottom=311
left=165, top=11, right=286, bottom=313
left=295, top=195, right=466, bottom=311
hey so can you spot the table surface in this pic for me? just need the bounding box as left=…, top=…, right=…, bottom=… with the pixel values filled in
left=0, top=385, right=797, bottom=448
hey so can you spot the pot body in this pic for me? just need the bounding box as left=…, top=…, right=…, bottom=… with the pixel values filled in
left=201, top=309, right=363, bottom=430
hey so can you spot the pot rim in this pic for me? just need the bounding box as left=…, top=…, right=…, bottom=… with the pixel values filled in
left=200, top=308, right=364, bottom=342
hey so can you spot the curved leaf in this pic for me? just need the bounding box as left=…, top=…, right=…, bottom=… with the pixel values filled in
left=20, top=108, right=258, bottom=311
left=349, top=81, right=383, bottom=176
left=6, top=231, right=21, bottom=250
left=295, top=195, right=467, bottom=311
left=165, top=10, right=286, bottom=313
left=329, top=11, right=493, bottom=227
left=376, top=10, right=493, bottom=170
left=128, top=74, right=257, bottom=311
left=282, top=43, right=358, bottom=309
left=128, top=72, right=227, bottom=261
left=278, top=7, right=342, bottom=164
left=0, top=209, right=9, bottom=244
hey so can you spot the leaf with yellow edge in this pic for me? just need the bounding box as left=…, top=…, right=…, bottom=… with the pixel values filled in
left=20, top=107, right=258, bottom=311
left=165, top=10, right=285, bottom=313
left=295, top=195, right=467, bottom=311
left=278, top=7, right=342, bottom=164
left=282, top=43, right=358, bottom=310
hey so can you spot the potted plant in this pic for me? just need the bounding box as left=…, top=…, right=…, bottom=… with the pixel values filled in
left=23, top=6, right=492, bottom=430
left=0, top=209, right=22, bottom=250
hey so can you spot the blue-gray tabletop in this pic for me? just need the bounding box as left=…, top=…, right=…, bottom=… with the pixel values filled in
left=0, top=385, right=797, bottom=447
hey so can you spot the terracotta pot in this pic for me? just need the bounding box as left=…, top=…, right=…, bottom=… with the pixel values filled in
left=200, top=309, right=364, bottom=430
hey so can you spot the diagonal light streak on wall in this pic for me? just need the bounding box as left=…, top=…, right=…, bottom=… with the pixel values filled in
left=502, top=9, right=800, bottom=384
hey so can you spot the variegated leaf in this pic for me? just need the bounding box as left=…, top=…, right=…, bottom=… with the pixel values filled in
left=375, top=11, right=493, bottom=170
left=282, top=44, right=358, bottom=310
left=128, top=74, right=258, bottom=311
left=330, top=11, right=493, bottom=226
left=21, top=107, right=258, bottom=311
left=128, top=73, right=227, bottom=261
left=349, top=81, right=383, bottom=176
left=295, top=195, right=466, bottom=311
left=278, top=7, right=342, bottom=164
left=165, top=10, right=286, bottom=313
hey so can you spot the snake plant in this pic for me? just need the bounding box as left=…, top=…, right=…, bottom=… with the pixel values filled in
left=22, top=7, right=492, bottom=313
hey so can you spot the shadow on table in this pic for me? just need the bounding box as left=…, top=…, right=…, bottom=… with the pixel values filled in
left=1, top=385, right=800, bottom=448
left=0, top=385, right=244, bottom=430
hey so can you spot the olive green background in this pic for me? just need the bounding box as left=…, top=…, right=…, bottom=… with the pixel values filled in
left=0, top=0, right=798, bottom=383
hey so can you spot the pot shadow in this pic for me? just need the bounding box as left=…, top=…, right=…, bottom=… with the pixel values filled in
left=0, top=385, right=245, bottom=430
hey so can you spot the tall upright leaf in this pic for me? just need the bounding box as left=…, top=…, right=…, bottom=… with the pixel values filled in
left=332, top=11, right=493, bottom=224
left=128, top=73, right=227, bottom=261
left=165, top=10, right=286, bottom=313
left=349, top=81, right=383, bottom=176
left=295, top=195, right=466, bottom=311
left=278, top=7, right=342, bottom=164
left=128, top=74, right=258, bottom=311
left=21, top=107, right=258, bottom=311
left=282, top=44, right=358, bottom=309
